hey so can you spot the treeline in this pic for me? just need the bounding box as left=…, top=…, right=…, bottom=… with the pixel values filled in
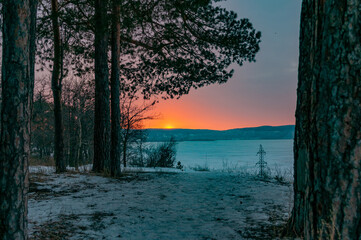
left=145, top=125, right=295, bottom=142
left=31, top=78, right=178, bottom=169
left=31, top=78, right=95, bottom=168
left=31, top=77, right=155, bottom=169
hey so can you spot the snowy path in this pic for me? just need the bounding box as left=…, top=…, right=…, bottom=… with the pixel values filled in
left=28, top=171, right=292, bottom=239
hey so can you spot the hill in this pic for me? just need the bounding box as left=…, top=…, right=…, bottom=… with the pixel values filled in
left=145, top=125, right=295, bottom=142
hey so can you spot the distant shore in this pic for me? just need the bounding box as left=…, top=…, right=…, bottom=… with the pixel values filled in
left=143, top=125, right=295, bottom=142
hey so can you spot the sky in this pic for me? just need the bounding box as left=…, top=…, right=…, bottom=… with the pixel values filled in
left=145, top=0, right=302, bottom=130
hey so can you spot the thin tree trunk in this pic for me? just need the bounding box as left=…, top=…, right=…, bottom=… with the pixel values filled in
left=122, top=126, right=131, bottom=167
left=93, top=0, right=110, bottom=173
left=110, top=0, right=122, bottom=177
left=51, top=0, right=66, bottom=173
left=67, top=98, right=71, bottom=166
left=123, top=140, right=127, bottom=168
left=286, top=0, right=361, bottom=239
left=29, top=0, right=37, bottom=110
left=0, top=0, right=37, bottom=238
left=76, top=116, right=82, bottom=170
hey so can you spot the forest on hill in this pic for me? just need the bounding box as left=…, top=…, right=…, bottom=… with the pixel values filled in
left=146, top=125, right=295, bottom=141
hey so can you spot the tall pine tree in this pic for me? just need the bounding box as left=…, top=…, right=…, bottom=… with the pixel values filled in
left=286, top=0, right=361, bottom=238
left=0, top=0, right=38, bottom=238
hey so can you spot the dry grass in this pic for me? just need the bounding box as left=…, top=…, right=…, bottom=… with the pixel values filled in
left=29, top=156, right=55, bottom=166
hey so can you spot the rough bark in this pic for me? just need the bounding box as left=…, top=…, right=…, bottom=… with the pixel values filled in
left=287, top=0, right=361, bottom=239
left=93, top=0, right=110, bottom=173
left=0, top=0, right=37, bottom=239
left=110, top=0, right=122, bottom=176
left=51, top=0, right=66, bottom=173
left=123, top=138, right=127, bottom=168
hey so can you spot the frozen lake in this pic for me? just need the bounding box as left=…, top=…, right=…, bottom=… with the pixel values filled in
left=173, top=139, right=293, bottom=172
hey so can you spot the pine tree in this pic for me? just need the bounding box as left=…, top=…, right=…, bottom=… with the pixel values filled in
left=286, top=0, right=361, bottom=238
left=0, top=0, right=38, bottom=238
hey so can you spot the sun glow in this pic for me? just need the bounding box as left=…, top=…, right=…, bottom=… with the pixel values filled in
left=164, top=125, right=174, bottom=129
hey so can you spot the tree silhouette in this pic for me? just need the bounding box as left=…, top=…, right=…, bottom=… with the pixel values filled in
left=117, top=0, right=261, bottom=98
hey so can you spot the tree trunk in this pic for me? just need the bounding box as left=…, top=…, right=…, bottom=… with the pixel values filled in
left=93, top=0, right=110, bottom=173
left=29, top=0, right=37, bottom=110
left=67, top=98, right=71, bottom=166
left=123, top=138, right=127, bottom=168
left=51, top=0, right=66, bottom=173
left=0, top=0, right=37, bottom=239
left=76, top=116, right=82, bottom=170
left=110, top=0, right=122, bottom=177
left=286, top=0, right=361, bottom=239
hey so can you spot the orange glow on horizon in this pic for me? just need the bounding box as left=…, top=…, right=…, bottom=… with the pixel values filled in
left=146, top=119, right=293, bottom=130
left=141, top=82, right=296, bottom=130
left=142, top=97, right=295, bottom=130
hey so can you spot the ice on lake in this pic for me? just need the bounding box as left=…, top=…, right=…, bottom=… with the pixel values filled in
left=170, top=139, right=293, bottom=172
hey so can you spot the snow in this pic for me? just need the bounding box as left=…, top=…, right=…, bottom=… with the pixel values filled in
left=28, top=169, right=292, bottom=239
left=29, top=165, right=93, bottom=174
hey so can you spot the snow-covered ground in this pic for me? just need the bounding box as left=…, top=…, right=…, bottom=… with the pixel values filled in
left=28, top=168, right=293, bottom=240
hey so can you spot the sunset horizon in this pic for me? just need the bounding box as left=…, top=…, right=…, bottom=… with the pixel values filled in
left=144, top=123, right=295, bottom=131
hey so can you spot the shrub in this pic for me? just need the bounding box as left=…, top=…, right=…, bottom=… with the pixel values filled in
left=145, top=137, right=177, bottom=168
left=128, top=154, right=145, bottom=167
left=128, top=144, right=146, bottom=167
left=176, top=161, right=184, bottom=171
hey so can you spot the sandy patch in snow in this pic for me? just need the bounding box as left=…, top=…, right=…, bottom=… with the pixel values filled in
left=28, top=171, right=292, bottom=240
